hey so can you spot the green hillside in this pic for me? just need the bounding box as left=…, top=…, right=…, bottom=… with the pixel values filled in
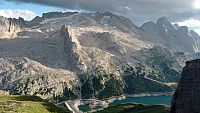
left=0, top=94, right=69, bottom=113
left=94, top=103, right=169, bottom=113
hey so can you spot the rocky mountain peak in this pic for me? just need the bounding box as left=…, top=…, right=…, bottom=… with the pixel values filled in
left=138, top=15, right=199, bottom=53
left=28, top=16, right=43, bottom=26
left=189, top=30, right=200, bottom=53
left=96, top=11, right=115, bottom=17
left=177, top=26, right=189, bottom=35
left=141, top=21, right=156, bottom=27
left=140, top=21, right=156, bottom=33
left=156, top=17, right=176, bottom=32
left=173, top=23, right=180, bottom=29
left=190, top=30, right=199, bottom=37
left=60, top=25, right=70, bottom=36
left=170, top=59, right=200, bottom=113
left=60, top=25, right=81, bottom=48
left=157, top=17, right=169, bottom=23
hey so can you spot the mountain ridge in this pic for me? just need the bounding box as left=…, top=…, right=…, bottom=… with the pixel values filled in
left=0, top=11, right=198, bottom=102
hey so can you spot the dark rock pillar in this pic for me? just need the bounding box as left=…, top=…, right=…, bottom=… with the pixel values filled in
left=170, top=59, right=200, bottom=113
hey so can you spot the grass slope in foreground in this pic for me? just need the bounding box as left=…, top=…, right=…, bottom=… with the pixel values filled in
left=0, top=94, right=69, bottom=113
left=94, top=103, right=169, bottom=113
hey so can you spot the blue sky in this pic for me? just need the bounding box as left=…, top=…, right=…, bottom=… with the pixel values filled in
left=0, top=1, right=59, bottom=16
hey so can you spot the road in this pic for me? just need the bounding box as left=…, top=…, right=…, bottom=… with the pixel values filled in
left=64, top=100, right=82, bottom=113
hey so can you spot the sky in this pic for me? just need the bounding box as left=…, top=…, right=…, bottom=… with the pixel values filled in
left=1, top=0, right=200, bottom=34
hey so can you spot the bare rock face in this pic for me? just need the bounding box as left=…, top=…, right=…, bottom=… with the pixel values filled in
left=140, top=17, right=200, bottom=53
left=42, top=12, right=78, bottom=19
left=170, top=59, right=200, bottom=113
left=0, top=57, right=79, bottom=102
left=0, top=16, right=25, bottom=38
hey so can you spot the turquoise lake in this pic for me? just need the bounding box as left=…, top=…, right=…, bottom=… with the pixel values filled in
left=79, top=95, right=173, bottom=112
left=110, top=95, right=172, bottom=106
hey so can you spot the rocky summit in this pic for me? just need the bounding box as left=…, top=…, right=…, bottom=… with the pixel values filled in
left=0, top=11, right=199, bottom=103
left=170, top=59, right=200, bottom=113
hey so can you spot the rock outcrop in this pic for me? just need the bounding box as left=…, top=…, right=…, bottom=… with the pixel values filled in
left=0, top=57, right=79, bottom=102
left=0, top=16, right=25, bottom=38
left=170, top=59, right=200, bottom=113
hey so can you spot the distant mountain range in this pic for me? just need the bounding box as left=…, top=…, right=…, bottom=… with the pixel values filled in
left=0, top=11, right=198, bottom=102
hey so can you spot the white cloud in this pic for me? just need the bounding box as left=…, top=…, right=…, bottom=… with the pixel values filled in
left=193, top=0, right=200, bottom=9
left=193, top=29, right=200, bottom=35
left=175, top=19, right=200, bottom=27
left=0, top=9, right=37, bottom=21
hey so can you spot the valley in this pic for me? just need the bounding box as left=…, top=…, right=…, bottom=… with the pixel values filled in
left=0, top=11, right=200, bottom=113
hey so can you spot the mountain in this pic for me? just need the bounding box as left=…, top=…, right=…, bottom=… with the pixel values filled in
left=0, top=16, right=25, bottom=38
left=170, top=59, right=200, bottom=113
left=0, top=11, right=198, bottom=102
left=0, top=57, right=78, bottom=101
left=140, top=17, right=200, bottom=53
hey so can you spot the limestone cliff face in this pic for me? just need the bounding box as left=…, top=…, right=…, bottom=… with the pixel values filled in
left=170, top=59, right=200, bottom=113
left=60, top=25, right=87, bottom=74
left=0, top=16, right=25, bottom=38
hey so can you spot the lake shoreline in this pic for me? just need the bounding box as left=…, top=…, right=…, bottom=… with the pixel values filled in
left=109, top=92, right=173, bottom=108
left=67, top=92, right=174, bottom=113
left=125, top=92, right=174, bottom=98
left=102, top=92, right=174, bottom=104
